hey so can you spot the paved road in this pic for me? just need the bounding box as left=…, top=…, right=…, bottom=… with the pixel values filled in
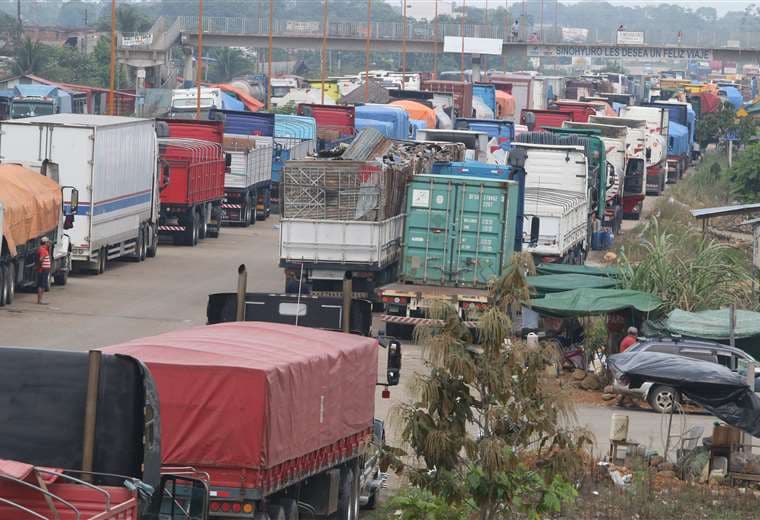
left=0, top=214, right=715, bottom=463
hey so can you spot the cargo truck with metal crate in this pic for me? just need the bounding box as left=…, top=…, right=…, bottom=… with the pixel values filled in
left=378, top=172, right=519, bottom=337
left=589, top=116, right=648, bottom=219
left=157, top=118, right=227, bottom=245
left=0, top=164, right=78, bottom=306
left=0, top=114, right=160, bottom=273
left=280, top=129, right=465, bottom=299
left=221, top=135, right=273, bottom=226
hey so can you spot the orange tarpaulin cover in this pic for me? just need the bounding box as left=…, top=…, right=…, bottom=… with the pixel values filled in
left=0, top=165, right=61, bottom=257
left=495, top=90, right=515, bottom=118
left=212, top=83, right=265, bottom=112
left=390, top=100, right=437, bottom=128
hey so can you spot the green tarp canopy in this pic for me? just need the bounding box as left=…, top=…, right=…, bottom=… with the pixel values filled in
left=530, top=288, right=662, bottom=317
left=527, top=273, right=619, bottom=296
left=535, top=263, right=621, bottom=278
left=656, top=309, right=760, bottom=340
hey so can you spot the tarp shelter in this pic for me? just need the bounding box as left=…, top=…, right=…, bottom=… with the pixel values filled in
left=530, top=288, right=662, bottom=317
left=608, top=351, right=760, bottom=436
left=643, top=308, right=760, bottom=359
left=535, top=263, right=621, bottom=277
left=390, top=99, right=437, bottom=129
left=527, top=273, right=619, bottom=296
left=213, top=83, right=264, bottom=111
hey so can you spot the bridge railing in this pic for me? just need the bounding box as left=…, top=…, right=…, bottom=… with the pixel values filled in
left=175, top=16, right=760, bottom=51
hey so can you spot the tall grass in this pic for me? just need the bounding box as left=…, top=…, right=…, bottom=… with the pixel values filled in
left=618, top=218, right=754, bottom=313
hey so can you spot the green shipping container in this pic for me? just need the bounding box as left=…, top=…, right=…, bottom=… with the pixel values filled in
left=401, top=174, right=518, bottom=287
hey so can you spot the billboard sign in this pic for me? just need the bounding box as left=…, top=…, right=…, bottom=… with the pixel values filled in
left=443, top=36, right=503, bottom=56
left=527, top=45, right=712, bottom=62
left=617, top=31, right=645, bottom=45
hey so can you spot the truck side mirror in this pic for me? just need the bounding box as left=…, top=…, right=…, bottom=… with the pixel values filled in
left=160, top=163, right=171, bottom=190
left=225, top=153, right=232, bottom=167
left=61, top=186, right=79, bottom=217
left=387, top=340, right=401, bottom=386
left=63, top=214, right=74, bottom=230
left=150, top=475, right=209, bottom=520
left=69, top=188, right=79, bottom=214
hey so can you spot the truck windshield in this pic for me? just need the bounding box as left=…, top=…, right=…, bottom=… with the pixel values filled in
left=271, top=86, right=292, bottom=98
left=11, top=102, right=55, bottom=118
left=172, top=97, right=215, bottom=109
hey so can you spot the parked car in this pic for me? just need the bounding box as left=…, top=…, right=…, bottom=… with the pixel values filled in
left=612, top=338, right=759, bottom=413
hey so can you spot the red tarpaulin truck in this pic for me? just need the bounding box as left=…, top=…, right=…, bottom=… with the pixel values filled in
left=296, top=103, right=355, bottom=152
left=156, top=119, right=228, bottom=246
left=520, top=109, right=575, bottom=131
left=551, top=100, right=598, bottom=122
left=103, top=322, right=399, bottom=519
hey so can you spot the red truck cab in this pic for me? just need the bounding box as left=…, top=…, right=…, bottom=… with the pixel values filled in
left=551, top=100, right=598, bottom=122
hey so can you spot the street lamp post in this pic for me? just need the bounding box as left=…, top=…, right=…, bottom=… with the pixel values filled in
left=321, top=0, right=328, bottom=104
left=365, top=0, right=371, bottom=102
left=196, top=0, right=203, bottom=120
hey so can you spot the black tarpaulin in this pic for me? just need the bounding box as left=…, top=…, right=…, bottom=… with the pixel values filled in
left=608, top=351, right=760, bottom=437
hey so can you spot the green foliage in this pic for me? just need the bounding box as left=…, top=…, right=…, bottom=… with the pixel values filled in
left=14, top=37, right=49, bottom=75
left=96, top=5, right=152, bottom=33
left=728, top=142, right=760, bottom=203
left=208, top=48, right=254, bottom=83
left=619, top=218, right=753, bottom=313
left=696, top=102, right=737, bottom=148
left=392, top=254, right=589, bottom=519
left=385, top=488, right=473, bottom=520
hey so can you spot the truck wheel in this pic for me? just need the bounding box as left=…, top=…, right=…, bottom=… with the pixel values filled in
left=133, top=228, right=144, bottom=262
left=199, top=208, right=208, bottom=239
left=279, top=499, right=299, bottom=520
left=192, top=213, right=200, bottom=245
left=98, top=248, right=107, bottom=274
left=53, top=259, right=69, bottom=286
left=337, top=466, right=359, bottom=520
left=146, top=228, right=158, bottom=258
left=140, top=227, right=148, bottom=261
left=241, top=197, right=251, bottom=228
left=267, top=505, right=286, bottom=520
left=0, top=265, right=7, bottom=306
left=6, top=263, right=14, bottom=304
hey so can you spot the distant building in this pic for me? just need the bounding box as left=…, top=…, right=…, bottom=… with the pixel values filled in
left=22, top=26, right=103, bottom=54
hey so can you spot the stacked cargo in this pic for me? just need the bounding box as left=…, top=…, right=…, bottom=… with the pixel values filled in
left=221, top=135, right=273, bottom=225
left=280, top=128, right=464, bottom=297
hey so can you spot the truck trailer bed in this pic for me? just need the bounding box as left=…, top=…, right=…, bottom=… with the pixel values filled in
left=101, top=322, right=378, bottom=494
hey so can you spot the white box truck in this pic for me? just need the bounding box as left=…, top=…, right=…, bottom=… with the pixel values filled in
left=619, top=106, right=670, bottom=195
left=0, top=114, right=160, bottom=274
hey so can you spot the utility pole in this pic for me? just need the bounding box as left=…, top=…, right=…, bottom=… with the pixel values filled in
left=267, top=0, right=273, bottom=111
left=433, top=0, right=439, bottom=79
left=108, top=0, right=116, bottom=115
left=321, top=0, right=328, bottom=104
left=539, top=0, right=544, bottom=42
left=402, top=0, right=407, bottom=90
left=196, top=0, right=203, bottom=120
left=365, top=0, right=372, bottom=102
left=460, top=0, right=466, bottom=83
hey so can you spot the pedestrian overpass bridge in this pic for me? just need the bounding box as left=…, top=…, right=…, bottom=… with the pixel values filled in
left=118, top=16, right=760, bottom=81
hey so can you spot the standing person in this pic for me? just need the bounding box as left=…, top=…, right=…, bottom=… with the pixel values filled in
left=619, top=326, right=638, bottom=353
left=512, top=19, right=520, bottom=41
left=36, top=237, right=52, bottom=305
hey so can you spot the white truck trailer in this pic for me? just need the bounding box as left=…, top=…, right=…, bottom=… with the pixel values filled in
left=511, top=143, right=589, bottom=264
left=619, top=106, right=670, bottom=196
left=0, top=114, right=160, bottom=274
left=221, top=135, right=273, bottom=226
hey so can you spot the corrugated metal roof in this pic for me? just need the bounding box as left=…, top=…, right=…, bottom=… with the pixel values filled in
left=691, top=204, right=760, bottom=219
left=6, top=113, right=149, bottom=127
left=340, top=128, right=387, bottom=161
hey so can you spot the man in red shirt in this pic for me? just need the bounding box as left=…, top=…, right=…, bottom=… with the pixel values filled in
left=619, top=326, right=638, bottom=353
left=36, top=237, right=52, bottom=305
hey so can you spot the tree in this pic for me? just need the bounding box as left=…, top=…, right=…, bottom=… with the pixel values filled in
left=14, top=37, right=51, bottom=75
left=696, top=101, right=737, bottom=148
left=97, top=5, right=152, bottom=33
left=57, top=0, right=89, bottom=28
left=208, top=47, right=253, bottom=83
left=389, top=254, right=588, bottom=520
left=729, top=142, right=760, bottom=204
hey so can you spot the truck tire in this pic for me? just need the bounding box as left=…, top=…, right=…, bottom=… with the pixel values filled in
left=249, top=193, right=257, bottom=226
left=98, top=247, right=107, bottom=274
left=267, top=505, right=286, bottom=520
left=0, top=265, right=7, bottom=306
left=199, top=207, right=208, bottom=239
left=53, top=258, right=69, bottom=286
left=146, top=227, right=158, bottom=258
left=132, top=228, right=144, bottom=262
left=337, top=466, right=359, bottom=520
left=140, top=227, right=148, bottom=261
left=6, top=263, right=14, bottom=304
left=240, top=196, right=250, bottom=228
left=279, top=499, right=299, bottom=520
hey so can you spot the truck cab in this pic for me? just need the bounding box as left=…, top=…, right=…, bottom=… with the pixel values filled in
left=10, top=85, right=72, bottom=119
